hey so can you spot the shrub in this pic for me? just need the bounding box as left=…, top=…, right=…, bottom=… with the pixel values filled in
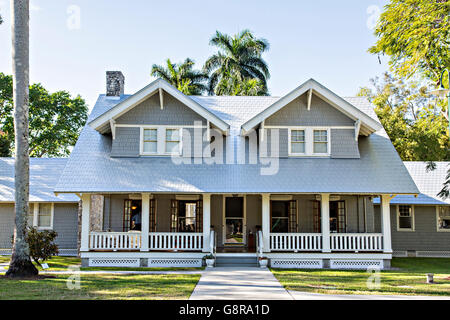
left=25, top=227, right=59, bottom=266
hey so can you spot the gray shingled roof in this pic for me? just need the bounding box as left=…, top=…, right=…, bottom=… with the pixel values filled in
left=54, top=93, right=419, bottom=195
left=0, top=158, right=79, bottom=202
left=373, top=162, right=449, bottom=205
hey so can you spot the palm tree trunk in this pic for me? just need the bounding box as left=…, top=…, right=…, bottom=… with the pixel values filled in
left=6, top=0, right=38, bottom=278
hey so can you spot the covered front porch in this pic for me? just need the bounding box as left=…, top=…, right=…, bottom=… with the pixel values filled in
left=79, top=193, right=394, bottom=269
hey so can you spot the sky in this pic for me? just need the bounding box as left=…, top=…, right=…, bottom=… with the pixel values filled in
left=0, top=0, right=389, bottom=110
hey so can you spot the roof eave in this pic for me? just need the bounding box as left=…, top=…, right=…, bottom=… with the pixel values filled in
left=241, top=79, right=382, bottom=134
left=88, top=79, right=230, bottom=133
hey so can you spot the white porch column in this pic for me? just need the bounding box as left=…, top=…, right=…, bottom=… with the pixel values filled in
left=202, top=194, right=211, bottom=253
left=381, top=195, right=393, bottom=253
left=80, top=194, right=91, bottom=252
left=140, top=193, right=150, bottom=252
left=262, top=194, right=271, bottom=252
left=321, top=193, right=331, bottom=252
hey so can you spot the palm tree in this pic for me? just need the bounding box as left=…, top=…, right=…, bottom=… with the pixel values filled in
left=215, top=71, right=266, bottom=96
left=204, top=29, right=270, bottom=95
left=151, top=58, right=208, bottom=95
left=7, top=0, right=38, bottom=278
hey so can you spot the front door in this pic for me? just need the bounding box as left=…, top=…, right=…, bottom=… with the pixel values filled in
left=224, top=196, right=245, bottom=245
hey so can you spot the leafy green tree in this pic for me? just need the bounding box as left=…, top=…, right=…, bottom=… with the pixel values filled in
left=369, top=0, right=450, bottom=199
left=204, top=29, right=270, bottom=95
left=0, top=73, right=88, bottom=157
left=369, top=0, right=449, bottom=83
left=151, top=58, right=208, bottom=95
left=359, top=73, right=449, bottom=161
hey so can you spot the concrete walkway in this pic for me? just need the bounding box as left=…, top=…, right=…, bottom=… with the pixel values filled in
left=190, top=267, right=450, bottom=300
left=190, top=267, right=292, bottom=300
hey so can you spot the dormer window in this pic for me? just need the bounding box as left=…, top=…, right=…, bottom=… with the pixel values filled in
left=143, top=129, right=158, bottom=154
left=140, top=127, right=182, bottom=156
left=165, top=129, right=181, bottom=155
left=313, top=130, right=328, bottom=154
left=290, top=130, right=305, bottom=154
left=288, top=128, right=330, bottom=157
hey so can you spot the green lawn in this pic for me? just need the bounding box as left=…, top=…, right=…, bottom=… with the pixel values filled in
left=272, top=258, right=450, bottom=296
left=0, top=256, right=203, bottom=272
left=0, top=273, right=201, bottom=300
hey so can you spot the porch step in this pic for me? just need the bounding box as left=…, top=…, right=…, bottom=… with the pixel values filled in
left=215, top=256, right=258, bottom=267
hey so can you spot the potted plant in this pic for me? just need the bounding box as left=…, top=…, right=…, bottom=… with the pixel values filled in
left=204, top=254, right=215, bottom=268
left=258, top=257, right=268, bottom=268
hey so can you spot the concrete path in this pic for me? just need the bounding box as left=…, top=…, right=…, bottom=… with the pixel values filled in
left=190, top=267, right=292, bottom=300
left=190, top=267, right=450, bottom=300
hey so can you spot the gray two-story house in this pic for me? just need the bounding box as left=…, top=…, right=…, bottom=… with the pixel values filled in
left=51, top=71, right=419, bottom=269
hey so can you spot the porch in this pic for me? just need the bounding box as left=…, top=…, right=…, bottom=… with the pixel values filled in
left=79, top=193, right=393, bottom=269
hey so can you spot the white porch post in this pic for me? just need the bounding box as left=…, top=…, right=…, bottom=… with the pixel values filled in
left=381, top=194, right=393, bottom=253
left=80, top=194, right=91, bottom=252
left=202, top=194, right=211, bottom=253
left=140, top=193, right=150, bottom=252
left=262, top=194, right=270, bottom=252
left=321, top=193, right=331, bottom=252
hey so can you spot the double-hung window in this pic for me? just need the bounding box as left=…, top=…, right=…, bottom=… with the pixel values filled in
left=397, top=205, right=414, bottom=231
left=165, top=128, right=181, bottom=155
left=141, top=127, right=182, bottom=155
left=437, top=206, right=450, bottom=231
left=290, top=130, right=305, bottom=154
left=143, top=129, right=157, bottom=154
left=313, top=130, right=328, bottom=154
left=38, top=203, right=53, bottom=229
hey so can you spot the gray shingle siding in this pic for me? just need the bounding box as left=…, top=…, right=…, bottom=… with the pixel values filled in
left=111, top=127, right=140, bottom=157
left=53, top=203, right=79, bottom=249
left=0, top=204, right=14, bottom=248
left=265, top=95, right=354, bottom=127
left=374, top=204, right=450, bottom=252
left=0, top=203, right=78, bottom=250
left=115, top=93, right=206, bottom=125
left=330, top=129, right=360, bottom=159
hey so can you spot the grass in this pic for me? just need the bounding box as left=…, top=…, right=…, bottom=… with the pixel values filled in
left=0, top=256, right=204, bottom=272
left=0, top=273, right=201, bottom=300
left=272, top=258, right=450, bottom=296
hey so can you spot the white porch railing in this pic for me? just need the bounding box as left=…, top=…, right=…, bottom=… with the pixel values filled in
left=270, top=233, right=322, bottom=251
left=149, top=232, right=203, bottom=251
left=330, top=233, right=383, bottom=252
left=89, top=232, right=142, bottom=250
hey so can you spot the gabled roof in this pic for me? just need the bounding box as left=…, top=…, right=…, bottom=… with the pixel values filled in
left=374, top=162, right=450, bottom=205
left=88, top=78, right=230, bottom=133
left=55, top=91, right=419, bottom=195
left=241, top=79, right=383, bottom=134
left=0, top=158, right=79, bottom=203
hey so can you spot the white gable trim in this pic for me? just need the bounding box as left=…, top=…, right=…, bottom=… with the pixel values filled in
left=241, top=79, right=382, bottom=134
left=89, top=79, right=229, bottom=133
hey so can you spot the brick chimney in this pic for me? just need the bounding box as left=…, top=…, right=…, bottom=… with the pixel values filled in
left=106, top=71, right=125, bottom=97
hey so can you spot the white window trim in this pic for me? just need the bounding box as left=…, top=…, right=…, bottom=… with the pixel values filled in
left=287, top=127, right=331, bottom=157
left=29, top=203, right=54, bottom=230
left=139, top=126, right=183, bottom=156
left=164, top=127, right=183, bottom=156
left=436, top=206, right=450, bottom=232
left=396, top=204, right=415, bottom=232
left=141, top=127, right=158, bottom=155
